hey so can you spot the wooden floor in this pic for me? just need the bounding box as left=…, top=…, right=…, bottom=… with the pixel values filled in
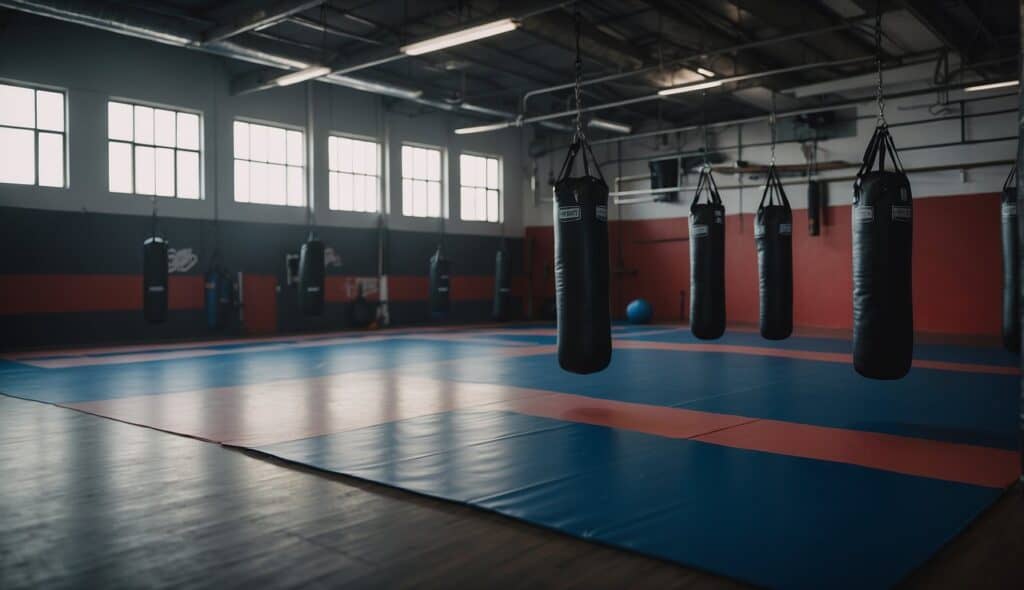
left=1, top=395, right=1021, bottom=589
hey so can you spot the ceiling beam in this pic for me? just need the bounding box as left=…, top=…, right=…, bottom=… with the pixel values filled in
left=202, top=0, right=323, bottom=45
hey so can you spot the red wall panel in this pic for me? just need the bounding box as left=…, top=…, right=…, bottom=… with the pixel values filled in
left=242, top=274, right=277, bottom=335
left=0, top=274, right=203, bottom=315
left=525, top=192, right=1003, bottom=336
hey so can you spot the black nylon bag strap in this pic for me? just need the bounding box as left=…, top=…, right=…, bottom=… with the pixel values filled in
left=758, top=165, right=790, bottom=211
left=1005, top=165, right=1018, bottom=191
left=691, top=167, right=722, bottom=211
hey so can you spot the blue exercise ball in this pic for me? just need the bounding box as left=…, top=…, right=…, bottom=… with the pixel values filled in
left=626, top=299, right=653, bottom=324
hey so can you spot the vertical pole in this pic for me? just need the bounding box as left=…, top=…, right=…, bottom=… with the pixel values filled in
left=1018, top=0, right=1024, bottom=488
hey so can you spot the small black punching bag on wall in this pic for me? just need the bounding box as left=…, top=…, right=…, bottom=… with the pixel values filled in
left=1001, top=166, right=1019, bottom=352
left=492, top=243, right=511, bottom=321
left=143, top=236, right=169, bottom=324
left=298, top=233, right=325, bottom=316
left=808, top=180, right=823, bottom=236
left=852, top=124, right=913, bottom=379
left=429, top=245, right=451, bottom=317
left=689, top=167, right=726, bottom=340
left=553, top=133, right=611, bottom=374
left=755, top=166, right=793, bottom=340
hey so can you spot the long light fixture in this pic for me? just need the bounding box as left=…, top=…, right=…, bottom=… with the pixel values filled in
left=400, top=18, right=519, bottom=56
left=327, top=75, right=424, bottom=99
left=964, top=80, right=1019, bottom=92
left=275, top=65, right=332, bottom=87
left=658, top=79, right=723, bottom=96
left=589, top=118, right=632, bottom=134
left=696, top=67, right=716, bottom=78
left=454, top=121, right=514, bottom=135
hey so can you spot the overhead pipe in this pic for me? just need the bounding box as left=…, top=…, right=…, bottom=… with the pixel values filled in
left=519, top=14, right=880, bottom=114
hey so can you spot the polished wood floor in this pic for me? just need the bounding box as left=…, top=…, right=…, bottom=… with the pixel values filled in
left=1, top=395, right=1021, bottom=589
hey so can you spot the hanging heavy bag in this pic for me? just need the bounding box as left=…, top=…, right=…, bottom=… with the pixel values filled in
left=755, top=166, right=793, bottom=340
left=689, top=167, right=726, bottom=340
left=808, top=180, right=822, bottom=236
left=553, top=134, right=612, bottom=374
left=143, top=236, right=169, bottom=324
left=429, top=245, right=451, bottom=316
left=205, top=267, right=222, bottom=329
left=1002, top=166, right=1019, bottom=352
left=492, top=244, right=511, bottom=321
left=852, top=124, right=913, bottom=379
left=350, top=282, right=375, bottom=329
left=298, top=233, right=325, bottom=316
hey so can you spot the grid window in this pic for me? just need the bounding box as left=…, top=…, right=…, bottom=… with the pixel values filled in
left=233, top=120, right=304, bottom=206
left=328, top=136, right=380, bottom=213
left=108, top=101, right=201, bottom=199
left=459, top=154, right=500, bottom=222
left=401, top=144, right=443, bottom=218
left=0, top=83, right=65, bottom=187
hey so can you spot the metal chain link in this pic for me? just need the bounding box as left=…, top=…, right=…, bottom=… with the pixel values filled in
left=573, top=7, right=584, bottom=139
left=769, top=92, right=776, bottom=166
left=875, top=1, right=885, bottom=124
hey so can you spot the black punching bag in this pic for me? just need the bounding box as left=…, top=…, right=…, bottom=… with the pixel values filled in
left=298, top=233, right=325, bottom=316
left=1001, top=166, right=1019, bottom=352
left=689, top=167, right=726, bottom=340
left=553, top=135, right=611, bottom=374
left=429, top=245, right=451, bottom=316
left=808, top=180, right=822, bottom=236
left=755, top=166, right=793, bottom=340
left=853, top=124, right=913, bottom=379
left=143, top=236, right=169, bottom=324
left=493, top=244, right=511, bottom=321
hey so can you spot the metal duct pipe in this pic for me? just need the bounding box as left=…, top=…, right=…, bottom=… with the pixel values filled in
left=0, top=0, right=198, bottom=46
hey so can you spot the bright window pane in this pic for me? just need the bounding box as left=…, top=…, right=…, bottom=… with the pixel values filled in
left=108, top=102, right=133, bottom=141
left=134, top=105, right=154, bottom=145
left=413, top=148, right=426, bottom=179
left=487, top=189, right=499, bottom=222
left=267, top=164, right=286, bottom=204
left=413, top=180, right=427, bottom=217
left=36, top=91, right=64, bottom=132
left=461, top=187, right=474, bottom=220
left=177, top=151, right=199, bottom=199
left=0, top=84, right=34, bottom=128
left=328, top=138, right=339, bottom=172
left=177, top=112, right=199, bottom=150
left=109, top=141, right=132, bottom=192
left=234, top=160, right=250, bottom=202
left=233, top=121, right=249, bottom=159
left=286, top=130, right=303, bottom=165
left=428, top=182, right=441, bottom=218
left=487, top=158, right=498, bottom=188
left=134, top=145, right=155, bottom=194
left=287, top=166, right=303, bottom=206
left=38, top=132, right=64, bottom=187
left=365, top=175, right=378, bottom=212
left=250, top=124, right=268, bottom=162
left=250, top=162, right=268, bottom=204
left=267, top=127, right=286, bottom=164
left=0, top=127, right=35, bottom=184
left=427, top=149, right=441, bottom=181
left=155, top=147, right=175, bottom=196
left=401, top=179, right=412, bottom=216
left=154, top=109, right=175, bottom=147
left=341, top=139, right=354, bottom=172
left=340, top=173, right=354, bottom=211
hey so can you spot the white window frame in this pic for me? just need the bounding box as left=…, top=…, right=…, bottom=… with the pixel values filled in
left=232, top=118, right=306, bottom=207
left=106, top=98, right=203, bottom=199
left=328, top=133, right=381, bottom=213
left=400, top=142, right=445, bottom=219
left=459, top=152, right=502, bottom=223
left=0, top=80, right=67, bottom=188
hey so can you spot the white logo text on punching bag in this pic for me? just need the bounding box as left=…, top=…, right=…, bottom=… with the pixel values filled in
left=558, top=206, right=582, bottom=222
left=691, top=224, right=709, bottom=238
left=779, top=223, right=792, bottom=235
left=596, top=205, right=607, bottom=221
left=1003, top=203, right=1017, bottom=218
left=856, top=208, right=874, bottom=223
left=891, top=206, right=911, bottom=222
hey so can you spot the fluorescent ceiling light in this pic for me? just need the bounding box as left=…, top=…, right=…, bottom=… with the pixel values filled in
left=327, top=75, right=423, bottom=99
left=696, top=67, right=716, bottom=78
left=658, top=79, right=723, bottom=96
left=454, top=121, right=513, bottom=135
left=275, top=65, right=331, bottom=87
left=401, top=18, right=519, bottom=56
left=589, top=118, right=632, bottom=134
left=964, top=80, right=1019, bottom=92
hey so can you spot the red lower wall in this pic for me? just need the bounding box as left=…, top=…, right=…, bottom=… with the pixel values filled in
left=525, top=192, right=1003, bottom=336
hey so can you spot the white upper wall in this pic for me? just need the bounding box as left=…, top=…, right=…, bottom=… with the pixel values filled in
left=0, top=14, right=525, bottom=237
left=523, top=88, right=1018, bottom=227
